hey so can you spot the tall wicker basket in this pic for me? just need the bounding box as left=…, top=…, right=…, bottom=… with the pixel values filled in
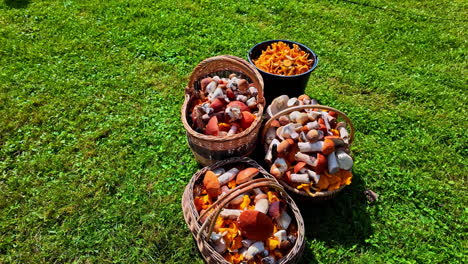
left=181, top=157, right=305, bottom=264
left=181, top=56, right=265, bottom=166
left=261, top=105, right=355, bottom=202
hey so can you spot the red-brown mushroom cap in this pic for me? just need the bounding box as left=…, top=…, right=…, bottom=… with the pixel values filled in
left=205, top=116, right=219, bottom=136
left=237, top=79, right=249, bottom=92
left=227, top=101, right=250, bottom=112
left=270, top=119, right=281, bottom=128
left=236, top=167, right=259, bottom=184
left=240, top=111, right=256, bottom=130
left=315, top=153, right=327, bottom=174
left=200, top=77, right=213, bottom=91
left=226, top=88, right=235, bottom=100
left=324, top=136, right=345, bottom=148
left=294, top=162, right=307, bottom=174
left=203, top=171, right=221, bottom=198
left=238, top=210, right=274, bottom=241
left=210, top=98, right=225, bottom=112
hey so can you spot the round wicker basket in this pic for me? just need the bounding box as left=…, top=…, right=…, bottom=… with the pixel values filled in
left=261, top=105, right=355, bottom=202
left=181, top=157, right=305, bottom=263
left=181, top=55, right=265, bottom=166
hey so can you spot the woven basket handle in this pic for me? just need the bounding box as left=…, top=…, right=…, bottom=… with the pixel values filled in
left=185, top=55, right=265, bottom=105
left=196, top=178, right=284, bottom=243
left=261, top=104, right=355, bottom=145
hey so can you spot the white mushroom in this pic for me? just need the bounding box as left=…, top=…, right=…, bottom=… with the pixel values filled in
left=267, top=95, right=289, bottom=117
left=254, top=194, right=269, bottom=214
left=219, top=209, right=242, bottom=219
left=327, top=152, right=339, bottom=174
left=246, top=97, right=257, bottom=109
left=336, top=122, right=349, bottom=144
left=276, top=211, right=292, bottom=230
left=236, top=94, right=248, bottom=102
left=244, top=242, right=265, bottom=261
left=287, top=97, right=299, bottom=107
left=206, top=81, right=217, bottom=94
left=265, top=138, right=280, bottom=164
left=274, top=230, right=287, bottom=243
left=264, top=127, right=277, bottom=147
left=248, top=86, right=258, bottom=96
left=225, top=106, right=242, bottom=122
left=295, top=152, right=316, bottom=167
left=298, top=141, right=324, bottom=152
left=218, top=168, right=240, bottom=185
left=227, top=125, right=238, bottom=136
left=288, top=173, right=310, bottom=184
left=336, top=149, right=353, bottom=170
left=300, top=168, right=320, bottom=184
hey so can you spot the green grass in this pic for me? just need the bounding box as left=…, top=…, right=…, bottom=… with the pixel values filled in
left=0, top=0, right=466, bottom=263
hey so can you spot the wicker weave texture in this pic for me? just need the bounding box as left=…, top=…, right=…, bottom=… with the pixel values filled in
left=181, top=157, right=305, bottom=264
left=181, top=56, right=265, bottom=166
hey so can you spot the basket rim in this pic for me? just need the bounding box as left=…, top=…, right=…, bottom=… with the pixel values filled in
left=261, top=104, right=354, bottom=199
left=181, top=157, right=305, bottom=264
left=181, top=55, right=265, bottom=142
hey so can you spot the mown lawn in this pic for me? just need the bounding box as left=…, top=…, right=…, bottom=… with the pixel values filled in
left=0, top=0, right=466, bottom=263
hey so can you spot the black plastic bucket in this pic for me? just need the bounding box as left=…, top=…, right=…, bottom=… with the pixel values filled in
left=247, top=39, right=318, bottom=104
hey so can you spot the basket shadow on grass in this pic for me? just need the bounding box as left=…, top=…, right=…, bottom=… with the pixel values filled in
left=297, top=172, right=374, bottom=263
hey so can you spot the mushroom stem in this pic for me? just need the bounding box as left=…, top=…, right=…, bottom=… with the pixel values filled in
left=327, top=152, right=339, bottom=174
left=227, top=125, right=238, bottom=136
left=288, top=173, right=310, bottom=184
left=277, top=211, right=292, bottom=230
left=264, top=127, right=277, bottom=147
left=265, top=139, right=279, bottom=164
left=274, top=230, right=287, bottom=243
left=218, top=168, right=240, bottom=185
left=295, top=152, right=316, bottom=167
left=300, top=168, right=320, bottom=184
left=244, top=242, right=265, bottom=261
left=254, top=196, right=269, bottom=214
left=336, top=149, right=353, bottom=170
left=219, top=209, right=242, bottom=219
left=298, top=141, right=323, bottom=152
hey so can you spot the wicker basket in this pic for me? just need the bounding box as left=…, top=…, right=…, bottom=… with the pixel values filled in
left=181, top=55, right=265, bottom=166
left=261, top=105, right=355, bottom=202
left=182, top=157, right=305, bottom=264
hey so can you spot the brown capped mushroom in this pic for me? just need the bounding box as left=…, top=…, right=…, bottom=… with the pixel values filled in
left=238, top=210, right=274, bottom=241
left=203, top=171, right=221, bottom=198
left=236, top=167, right=259, bottom=184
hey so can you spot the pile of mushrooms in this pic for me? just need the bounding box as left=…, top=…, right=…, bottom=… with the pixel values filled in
left=194, top=166, right=298, bottom=264
left=264, top=94, right=353, bottom=195
left=189, top=74, right=260, bottom=136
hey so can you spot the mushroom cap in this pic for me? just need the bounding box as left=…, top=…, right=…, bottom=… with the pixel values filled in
left=226, top=88, right=235, bottom=99
left=200, top=77, right=213, bottom=91
left=315, top=153, right=328, bottom=174
left=205, top=116, right=219, bottom=136
left=268, top=201, right=287, bottom=219
left=236, top=167, right=259, bottom=184
left=277, top=139, right=294, bottom=153
left=203, top=171, right=221, bottom=198
left=278, top=115, right=290, bottom=126
left=324, top=136, right=345, bottom=148
left=227, top=101, right=250, bottom=112
left=237, top=79, right=249, bottom=92
left=240, top=111, right=256, bottom=130
left=306, top=129, right=320, bottom=142
left=270, top=164, right=282, bottom=178
left=270, top=119, right=281, bottom=128
left=210, top=98, right=225, bottom=112
left=298, top=94, right=311, bottom=101
left=294, top=162, right=307, bottom=173
left=322, top=138, right=335, bottom=155
left=238, top=210, right=274, bottom=241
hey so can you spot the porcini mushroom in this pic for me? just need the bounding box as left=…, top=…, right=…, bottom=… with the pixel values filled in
left=238, top=210, right=273, bottom=241
left=236, top=167, right=259, bottom=184
left=218, top=168, right=240, bottom=185
left=327, top=152, right=339, bottom=174
left=277, top=138, right=295, bottom=154
left=244, top=242, right=265, bottom=261
left=270, top=158, right=288, bottom=178
left=203, top=171, right=221, bottom=198
left=265, top=138, right=279, bottom=164
left=336, top=149, right=353, bottom=170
